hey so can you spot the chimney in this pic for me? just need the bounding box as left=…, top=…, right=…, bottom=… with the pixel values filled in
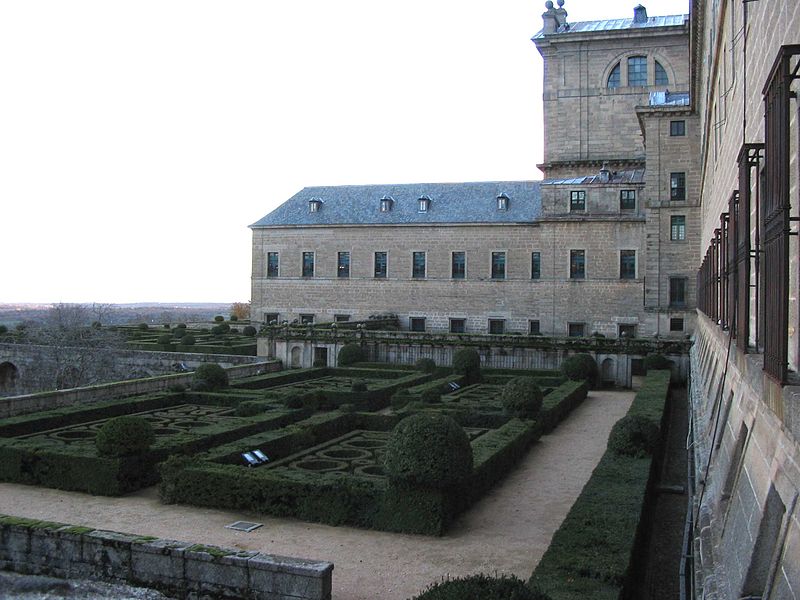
left=633, top=4, right=648, bottom=24
left=542, top=1, right=558, bottom=34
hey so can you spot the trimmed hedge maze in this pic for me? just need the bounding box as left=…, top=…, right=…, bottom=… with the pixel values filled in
left=0, top=364, right=588, bottom=536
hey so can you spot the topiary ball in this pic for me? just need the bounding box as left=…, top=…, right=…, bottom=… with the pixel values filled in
left=384, top=413, right=472, bottom=488
left=452, top=348, right=481, bottom=383
left=192, top=363, right=228, bottom=391
left=411, top=573, right=551, bottom=600
left=644, top=353, right=672, bottom=371
left=338, top=343, right=364, bottom=366
left=501, top=376, right=544, bottom=419
left=158, top=334, right=173, bottom=345
left=415, top=358, right=437, bottom=373
left=138, top=323, right=149, bottom=331
left=608, top=415, right=660, bottom=458
left=420, top=387, right=442, bottom=403
left=95, top=416, right=155, bottom=457
left=214, top=315, right=225, bottom=322
left=560, top=353, right=598, bottom=387
left=242, top=325, right=257, bottom=336
left=229, top=315, right=239, bottom=322
left=181, top=335, right=196, bottom=345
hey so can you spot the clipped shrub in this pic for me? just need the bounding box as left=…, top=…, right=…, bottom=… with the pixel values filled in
left=644, top=353, right=672, bottom=371
left=236, top=401, right=269, bottom=417
left=0, top=325, right=8, bottom=335
left=452, top=348, right=481, bottom=383
left=167, top=384, right=186, bottom=393
left=181, top=335, right=196, bottom=345
left=176, top=323, right=187, bottom=330
left=415, top=358, right=437, bottom=373
left=214, top=315, right=225, bottom=322
left=420, top=388, right=442, bottom=404
left=608, top=414, right=660, bottom=458
left=229, top=315, right=239, bottom=322
left=412, top=574, right=550, bottom=600
left=211, top=324, right=225, bottom=335
left=158, top=334, right=173, bottom=346
left=230, top=327, right=239, bottom=333
left=351, top=380, right=367, bottom=392
left=302, top=391, right=326, bottom=411
left=560, top=353, right=598, bottom=387
left=501, top=377, right=544, bottom=419
left=283, top=393, right=304, bottom=409
left=391, top=389, right=412, bottom=410
left=95, top=416, right=155, bottom=457
left=384, top=414, right=472, bottom=488
left=338, top=343, right=364, bottom=366
left=192, top=363, right=228, bottom=391
left=162, top=323, right=171, bottom=329
left=138, top=323, right=149, bottom=331
left=339, top=403, right=356, bottom=413
left=242, top=325, right=257, bottom=336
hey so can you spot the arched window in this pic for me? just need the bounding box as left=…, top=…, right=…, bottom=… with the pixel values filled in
left=627, top=56, right=648, bottom=87
left=607, top=63, right=621, bottom=88
left=655, top=60, right=669, bottom=86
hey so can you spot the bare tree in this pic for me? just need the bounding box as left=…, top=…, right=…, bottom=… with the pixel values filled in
left=26, top=303, right=125, bottom=390
left=230, top=302, right=251, bottom=320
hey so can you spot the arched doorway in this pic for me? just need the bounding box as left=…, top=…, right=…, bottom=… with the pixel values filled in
left=601, top=357, right=615, bottom=387
left=290, top=346, right=302, bottom=368
left=0, top=361, right=19, bottom=392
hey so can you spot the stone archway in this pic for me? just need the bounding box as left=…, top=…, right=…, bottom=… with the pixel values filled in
left=290, top=346, right=302, bottom=368
left=0, top=361, right=19, bottom=392
left=601, top=357, right=615, bottom=386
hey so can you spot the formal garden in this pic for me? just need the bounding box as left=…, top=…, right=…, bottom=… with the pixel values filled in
left=118, top=317, right=258, bottom=356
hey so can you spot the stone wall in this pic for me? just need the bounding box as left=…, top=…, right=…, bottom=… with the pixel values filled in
left=0, top=516, right=332, bottom=600
left=0, top=360, right=280, bottom=419
left=690, top=313, right=800, bottom=599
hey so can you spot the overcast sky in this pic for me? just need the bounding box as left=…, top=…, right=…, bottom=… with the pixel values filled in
left=1, top=0, right=688, bottom=305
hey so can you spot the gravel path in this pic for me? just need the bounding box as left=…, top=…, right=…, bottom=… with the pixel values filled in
left=0, top=390, right=633, bottom=600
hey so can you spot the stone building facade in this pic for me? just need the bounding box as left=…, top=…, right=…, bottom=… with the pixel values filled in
left=250, top=4, right=697, bottom=340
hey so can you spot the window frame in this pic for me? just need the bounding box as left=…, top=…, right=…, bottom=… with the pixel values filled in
left=264, top=312, right=279, bottom=326
left=654, top=60, right=669, bottom=86
left=618, top=324, right=637, bottom=338
left=266, top=252, right=280, bottom=278
left=607, top=62, right=621, bottom=89
left=670, top=317, right=685, bottom=332
left=488, top=319, right=506, bottom=335
left=301, top=251, right=315, bottom=278
left=528, top=320, right=541, bottom=335
left=412, top=251, right=427, bottom=279
left=627, top=55, right=648, bottom=87
left=418, top=196, right=430, bottom=213
left=334, top=314, right=351, bottom=322
left=570, top=190, right=586, bottom=212
left=300, top=314, right=315, bottom=325
left=620, top=189, right=636, bottom=210
left=491, top=251, right=506, bottom=280
left=449, top=318, right=466, bottom=334
left=670, top=172, right=686, bottom=201
left=669, top=277, right=688, bottom=308
left=670, top=215, right=687, bottom=241
left=337, top=251, right=350, bottom=278
left=670, top=120, right=686, bottom=136
left=619, top=250, right=637, bottom=280
left=568, top=322, right=586, bottom=337
left=409, top=317, right=426, bottom=332
left=374, top=251, right=388, bottom=279
left=451, top=251, right=466, bottom=279
left=569, top=249, right=586, bottom=280
left=531, top=251, right=541, bottom=280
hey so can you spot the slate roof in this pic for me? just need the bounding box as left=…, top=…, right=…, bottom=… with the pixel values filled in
left=250, top=181, right=542, bottom=228
left=532, top=14, right=687, bottom=39
left=541, top=169, right=645, bottom=186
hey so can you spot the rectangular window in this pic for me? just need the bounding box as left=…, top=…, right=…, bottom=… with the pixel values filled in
left=669, top=277, right=687, bottom=307
left=451, top=251, right=466, bottom=279
left=620, top=190, right=636, bottom=210
left=670, top=120, right=686, bottom=136
left=488, top=319, right=505, bottom=335
left=337, top=252, right=350, bottom=278
left=670, top=317, right=685, bottom=332
left=410, top=317, right=426, bottom=332
left=570, top=190, right=586, bottom=211
left=374, top=251, right=387, bottom=278
left=627, top=55, right=647, bottom=86
left=529, top=320, right=541, bottom=335
left=618, top=324, right=636, bottom=338
left=670, top=215, right=686, bottom=241
left=264, top=312, right=279, bottom=325
left=449, top=318, right=466, bottom=334
left=531, top=252, right=541, bottom=279
left=568, top=322, right=586, bottom=337
left=620, top=250, right=636, bottom=279
left=266, top=252, right=279, bottom=277
left=302, top=252, right=315, bottom=277
left=670, top=172, right=686, bottom=201
left=491, top=252, right=506, bottom=280
left=300, top=314, right=314, bottom=325
left=570, top=250, right=585, bottom=279
left=334, top=314, right=351, bottom=322
left=412, top=252, right=426, bottom=279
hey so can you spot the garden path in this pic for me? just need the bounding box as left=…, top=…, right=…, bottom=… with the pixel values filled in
left=0, top=389, right=633, bottom=600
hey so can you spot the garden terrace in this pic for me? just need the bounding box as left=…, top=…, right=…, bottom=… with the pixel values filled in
left=118, top=324, right=257, bottom=356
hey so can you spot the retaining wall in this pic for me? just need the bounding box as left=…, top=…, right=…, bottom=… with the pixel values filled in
left=0, top=360, right=281, bottom=419
left=0, top=516, right=332, bottom=600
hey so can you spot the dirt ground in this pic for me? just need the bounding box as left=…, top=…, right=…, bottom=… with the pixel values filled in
left=0, top=390, right=634, bottom=600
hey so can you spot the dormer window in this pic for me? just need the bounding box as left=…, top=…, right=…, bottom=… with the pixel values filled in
left=418, top=195, right=431, bottom=212
left=308, top=198, right=323, bottom=213
left=380, top=195, right=393, bottom=212
left=496, top=193, right=509, bottom=211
